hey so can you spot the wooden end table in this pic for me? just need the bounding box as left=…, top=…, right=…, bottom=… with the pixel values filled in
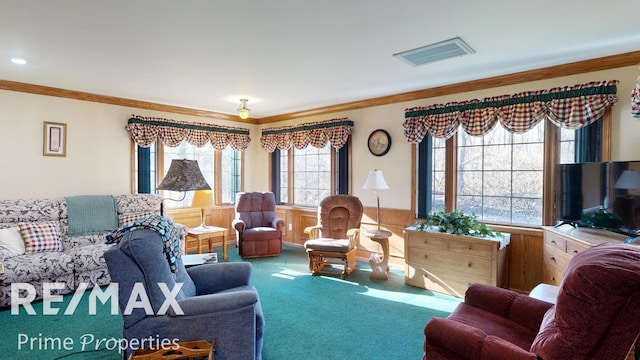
left=187, top=226, right=229, bottom=260
left=365, top=230, right=392, bottom=280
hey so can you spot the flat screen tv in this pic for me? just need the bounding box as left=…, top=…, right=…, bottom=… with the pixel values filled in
left=555, top=161, right=640, bottom=236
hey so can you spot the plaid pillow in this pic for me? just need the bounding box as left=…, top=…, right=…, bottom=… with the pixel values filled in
left=119, top=212, right=156, bottom=227
left=19, top=221, right=63, bottom=253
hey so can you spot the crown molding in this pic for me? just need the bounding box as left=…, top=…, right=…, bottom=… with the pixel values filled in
left=2, top=50, right=639, bottom=125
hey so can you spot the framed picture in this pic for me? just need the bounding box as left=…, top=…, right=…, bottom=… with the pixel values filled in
left=367, top=129, right=391, bottom=156
left=43, top=121, right=67, bottom=157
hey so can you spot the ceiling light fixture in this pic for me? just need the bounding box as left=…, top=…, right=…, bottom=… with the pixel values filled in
left=237, top=99, right=250, bottom=120
left=10, top=58, right=27, bottom=65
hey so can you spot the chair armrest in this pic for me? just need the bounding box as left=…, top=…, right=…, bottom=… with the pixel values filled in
left=347, top=228, right=360, bottom=247
left=168, top=290, right=258, bottom=316
left=425, top=317, right=539, bottom=360
left=465, top=283, right=553, bottom=331
left=187, top=262, right=252, bottom=295
left=304, top=225, right=321, bottom=239
left=272, top=217, right=285, bottom=231
left=232, top=219, right=245, bottom=233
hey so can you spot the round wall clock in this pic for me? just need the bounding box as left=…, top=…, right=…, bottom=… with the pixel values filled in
left=367, top=129, right=391, bottom=156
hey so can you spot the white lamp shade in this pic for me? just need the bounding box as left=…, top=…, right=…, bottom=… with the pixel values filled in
left=363, top=169, right=389, bottom=190
left=614, top=170, right=640, bottom=189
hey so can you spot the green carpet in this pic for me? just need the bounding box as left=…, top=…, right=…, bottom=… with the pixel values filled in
left=0, top=246, right=461, bottom=359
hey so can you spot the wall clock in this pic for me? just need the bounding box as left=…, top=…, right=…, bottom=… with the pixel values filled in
left=367, top=129, right=391, bottom=156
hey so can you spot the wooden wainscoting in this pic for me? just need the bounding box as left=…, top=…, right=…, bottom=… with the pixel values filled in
left=490, top=225, right=544, bottom=294
left=167, top=205, right=545, bottom=293
left=360, top=206, right=414, bottom=269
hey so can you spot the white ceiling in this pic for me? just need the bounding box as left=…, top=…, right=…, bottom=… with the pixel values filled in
left=2, top=0, right=640, bottom=119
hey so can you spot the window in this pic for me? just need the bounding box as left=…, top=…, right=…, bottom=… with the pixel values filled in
left=559, top=120, right=602, bottom=164
left=134, top=143, right=157, bottom=194
left=457, top=122, right=544, bottom=225
left=416, top=136, right=446, bottom=218
left=416, top=116, right=605, bottom=227
left=271, top=142, right=349, bottom=207
left=293, top=143, right=332, bottom=206
left=220, top=147, right=242, bottom=204
left=277, top=149, right=289, bottom=204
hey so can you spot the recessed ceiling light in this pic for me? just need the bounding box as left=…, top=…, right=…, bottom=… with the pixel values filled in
left=10, top=58, right=27, bottom=65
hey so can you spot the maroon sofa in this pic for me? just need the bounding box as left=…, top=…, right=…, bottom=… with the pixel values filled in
left=423, top=242, right=640, bottom=360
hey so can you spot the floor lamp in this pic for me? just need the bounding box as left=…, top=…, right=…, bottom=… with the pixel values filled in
left=363, top=169, right=389, bottom=235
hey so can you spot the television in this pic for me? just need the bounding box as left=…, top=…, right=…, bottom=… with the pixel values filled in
left=555, top=161, right=640, bottom=236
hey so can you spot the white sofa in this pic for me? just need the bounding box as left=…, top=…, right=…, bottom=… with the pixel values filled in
left=0, top=194, right=166, bottom=308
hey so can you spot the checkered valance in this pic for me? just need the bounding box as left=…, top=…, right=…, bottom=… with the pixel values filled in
left=403, top=80, right=619, bottom=142
left=632, top=70, right=640, bottom=119
left=126, top=115, right=251, bottom=151
left=260, top=118, right=354, bottom=152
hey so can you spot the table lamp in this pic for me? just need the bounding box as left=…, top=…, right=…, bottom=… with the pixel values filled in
left=363, top=169, right=389, bottom=234
left=192, top=190, right=214, bottom=230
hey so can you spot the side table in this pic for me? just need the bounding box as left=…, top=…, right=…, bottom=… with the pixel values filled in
left=187, top=226, right=229, bottom=260
left=365, top=230, right=392, bottom=280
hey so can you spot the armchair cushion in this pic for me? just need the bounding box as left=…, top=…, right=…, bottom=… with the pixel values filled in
left=303, top=238, right=351, bottom=252
left=187, top=262, right=252, bottom=295
left=464, top=283, right=553, bottom=332
left=424, top=317, right=538, bottom=360
left=235, top=192, right=278, bottom=229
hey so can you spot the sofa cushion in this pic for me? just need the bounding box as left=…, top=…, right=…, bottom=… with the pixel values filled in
left=1, top=251, right=74, bottom=283
left=119, top=212, right=157, bottom=227
left=0, top=198, right=61, bottom=224
left=67, top=243, right=114, bottom=273
left=19, top=221, right=63, bottom=253
left=0, top=226, right=25, bottom=256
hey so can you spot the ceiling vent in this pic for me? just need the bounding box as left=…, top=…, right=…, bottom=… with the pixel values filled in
left=393, top=37, right=475, bottom=66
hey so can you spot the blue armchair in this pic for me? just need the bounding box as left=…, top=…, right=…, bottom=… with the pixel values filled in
left=104, top=229, right=264, bottom=360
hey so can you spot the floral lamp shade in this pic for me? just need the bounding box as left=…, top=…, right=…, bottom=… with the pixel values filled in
left=157, top=159, right=211, bottom=191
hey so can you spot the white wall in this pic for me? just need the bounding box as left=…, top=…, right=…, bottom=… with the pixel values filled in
left=0, top=90, right=258, bottom=199
left=2, top=65, right=639, bottom=207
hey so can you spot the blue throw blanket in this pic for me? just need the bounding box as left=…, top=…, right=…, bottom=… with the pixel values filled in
left=106, top=215, right=181, bottom=273
left=65, top=195, right=118, bottom=236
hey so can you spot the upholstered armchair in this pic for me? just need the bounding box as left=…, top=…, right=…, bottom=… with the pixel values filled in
left=233, top=192, right=285, bottom=258
left=303, top=194, right=363, bottom=279
left=104, top=229, right=264, bottom=360
left=423, top=242, right=640, bottom=360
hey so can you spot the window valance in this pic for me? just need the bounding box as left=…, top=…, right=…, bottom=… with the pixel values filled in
left=632, top=70, right=640, bottom=118
left=260, top=118, right=354, bottom=152
left=403, top=80, right=619, bottom=142
left=126, top=115, right=251, bottom=151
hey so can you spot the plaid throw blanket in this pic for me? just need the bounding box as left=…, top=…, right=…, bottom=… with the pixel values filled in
left=106, top=215, right=181, bottom=273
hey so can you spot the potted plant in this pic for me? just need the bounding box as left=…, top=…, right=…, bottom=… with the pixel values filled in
left=580, top=209, right=623, bottom=231
left=412, top=209, right=496, bottom=238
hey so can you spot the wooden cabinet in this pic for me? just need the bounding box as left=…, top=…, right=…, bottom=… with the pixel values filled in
left=404, top=227, right=510, bottom=298
left=542, top=226, right=628, bottom=285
